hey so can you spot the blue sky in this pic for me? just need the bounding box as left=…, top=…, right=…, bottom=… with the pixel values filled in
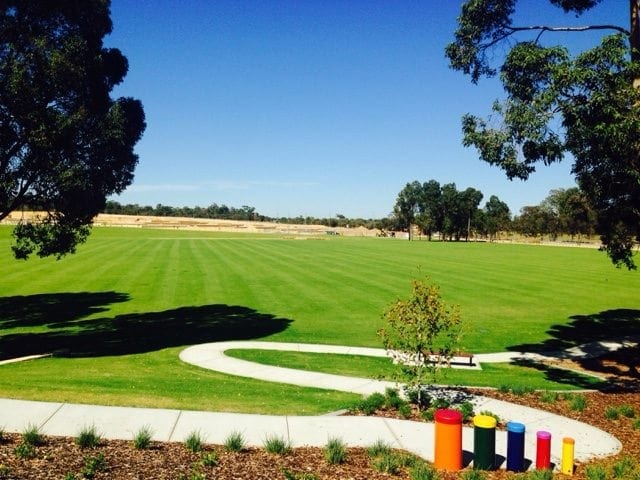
left=106, top=1, right=628, bottom=219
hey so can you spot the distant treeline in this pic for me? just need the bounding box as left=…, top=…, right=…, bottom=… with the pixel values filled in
left=103, top=201, right=394, bottom=230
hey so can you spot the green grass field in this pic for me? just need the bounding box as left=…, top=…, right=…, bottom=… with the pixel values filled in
left=0, top=225, right=638, bottom=413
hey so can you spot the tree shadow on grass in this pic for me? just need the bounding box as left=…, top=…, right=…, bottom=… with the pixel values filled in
left=507, top=309, right=640, bottom=391
left=0, top=292, right=292, bottom=360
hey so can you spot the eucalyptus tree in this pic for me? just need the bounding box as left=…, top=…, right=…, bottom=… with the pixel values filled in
left=447, top=0, right=640, bottom=268
left=1, top=1, right=145, bottom=258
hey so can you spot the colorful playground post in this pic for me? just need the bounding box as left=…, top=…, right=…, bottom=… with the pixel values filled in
left=434, top=409, right=462, bottom=471
left=562, top=437, right=575, bottom=475
left=506, top=421, right=526, bottom=472
left=473, top=414, right=497, bottom=470
left=536, top=430, right=552, bottom=470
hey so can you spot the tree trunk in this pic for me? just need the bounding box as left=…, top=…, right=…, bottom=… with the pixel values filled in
left=633, top=0, right=640, bottom=87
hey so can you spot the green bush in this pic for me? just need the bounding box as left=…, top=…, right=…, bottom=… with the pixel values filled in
left=384, top=388, right=404, bottom=409
left=372, top=452, right=400, bottom=474
left=404, top=387, right=432, bottom=409
left=497, top=384, right=510, bottom=393
left=526, top=469, right=553, bottom=480
left=82, top=453, right=106, bottom=480
left=612, top=456, right=636, bottom=478
left=605, top=406, right=620, bottom=420
left=200, top=451, right=219, bottom=467
left=409, top=461, right=439, bottom=480
left=432, top=397, right=451, bottom=409
left=526, top=470, right=553, bottom=480
left=570, top=394, right=587, bottom=412
left=357, top=392, right=386, bottom=415
left=263, top=434, right=290, bottom=455
left=539, top=391, right=559, bottom=403
left=510, top=385, right=535, bottom=396
left=633, top=418, right=640, bottom=430
left=619, top=404, right=636, bottom=418
left=324, top=437, right=347, bottom=465
left=0, top=465, right=11, bottom=480
left=367, top=439, right=392, bottom=458
left=132, top=425, right=153, bottom=450
left=75, top=424, right=101, bottom=449
left=224, top=430, right=246, bottom=452
left=282, top=468, right=319, bottom=480
left=399, top=403, right=413, bottom=418
left=63, top=473, right=78, bottom=480
left=184, top=430, right=205, bottom=453
left=421, top=407, right=436, bottom=422
left=461, top=469, right=487, bottom=480
left=456, top=401, right=475, bottom=422
left=478, top=410, right=500, bottom=424
left=22, top=424, right=43, bottom=447
left=584, top=464, right=607, bottom=480
left=14, top=442, right=36, bottom=459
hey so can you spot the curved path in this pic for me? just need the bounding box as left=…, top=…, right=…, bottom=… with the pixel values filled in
left=0, top=341, right=622, bottom=471
left=179, top=341, right=621, bottom=465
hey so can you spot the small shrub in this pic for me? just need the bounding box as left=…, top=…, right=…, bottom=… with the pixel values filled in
left=432, top=397, right=451, bottom=409
left=324, top=437, right=347, bottom=465
left=384, top=388, right=404, bottom=409
left=527, top=469, right=553, bottom=480
left=0, top=426, right=4, bottom=444
left=372, top=452, right=400, bottom=474
left=367, top=439, right=391, bottom=458
left=510, top=385, right=534, bottom=396
left=456, top=401, right=475, bottom=422
left=63, top=473, right=78, bottom=480
left=461, top=469, right=487, bottom=480
left=224, top=430, right=246, bottom=452
left=497, top=384, right=510, bottom=393
left=184, top=430, right=204, bottom=453
left=399, top=403, right=412, bottom=418
left=479, top=410, right=500, bottom=424
left=22, top=424, right=43, bottom=447
left=0, top=465, right=11, bottom=479
left=421, top=407, right=436, bottom=422
left=263, top=434, right=290, bottom=455
left=570, top=394, right=587, bottom=412
left=410, top=461, right=439, bottom=480
left=82, top=453, right=106, bottom=479
left=605, top=406, right=620, bottom=420
left=132, top=425, right=153, bottom=450
left=404, top=386, right=432, bottom=409
left=357, top=392, right=386, bottom=415
left=539, top=391, right=559, bottom=403
left=201, top=451, right=219, bottom=467
left=619, top=404, right=636, bottom=418
left=14, top=442, right=36, bottom=460
left=282, top=468, right=319, bottom=480
left=612, top=456, right=636, bottom=478
left=633, top=418, right=640, bottom=430
left=584, top=464, right=607, bottom=480
left=75, top=424, right=101, bottom=449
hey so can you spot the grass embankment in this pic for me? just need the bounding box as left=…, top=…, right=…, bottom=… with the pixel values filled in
left=0, top=225, right=637, bottom=412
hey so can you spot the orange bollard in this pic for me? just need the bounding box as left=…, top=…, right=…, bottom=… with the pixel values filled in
left=434, top=408, right=463, bottom=471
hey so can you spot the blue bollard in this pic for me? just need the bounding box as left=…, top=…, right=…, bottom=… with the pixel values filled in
left=506, top=421, right=526, bottom=472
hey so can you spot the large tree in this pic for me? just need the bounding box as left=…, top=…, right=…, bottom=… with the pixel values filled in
left=1, top=1, right=145, bottom=259
left=446, top=0, right=640, bottom=268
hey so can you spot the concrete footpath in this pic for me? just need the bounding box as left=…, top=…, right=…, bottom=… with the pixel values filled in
left=0, top=340, right=624, bottom=470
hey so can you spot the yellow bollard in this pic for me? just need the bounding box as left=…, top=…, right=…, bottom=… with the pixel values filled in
left=561, top=437, right=575, bottom=475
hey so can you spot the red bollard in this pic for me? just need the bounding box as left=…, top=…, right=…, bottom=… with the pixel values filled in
left=536, top=431, right=552, bottom=470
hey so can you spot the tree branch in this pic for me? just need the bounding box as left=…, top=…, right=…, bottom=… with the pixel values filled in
left=506, top=24, right=631, bottom=36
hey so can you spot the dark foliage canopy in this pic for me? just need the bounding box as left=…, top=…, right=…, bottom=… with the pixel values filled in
left=446, top=0, right=640, bottom=268
left=0, top=0, right=145, bottom=258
